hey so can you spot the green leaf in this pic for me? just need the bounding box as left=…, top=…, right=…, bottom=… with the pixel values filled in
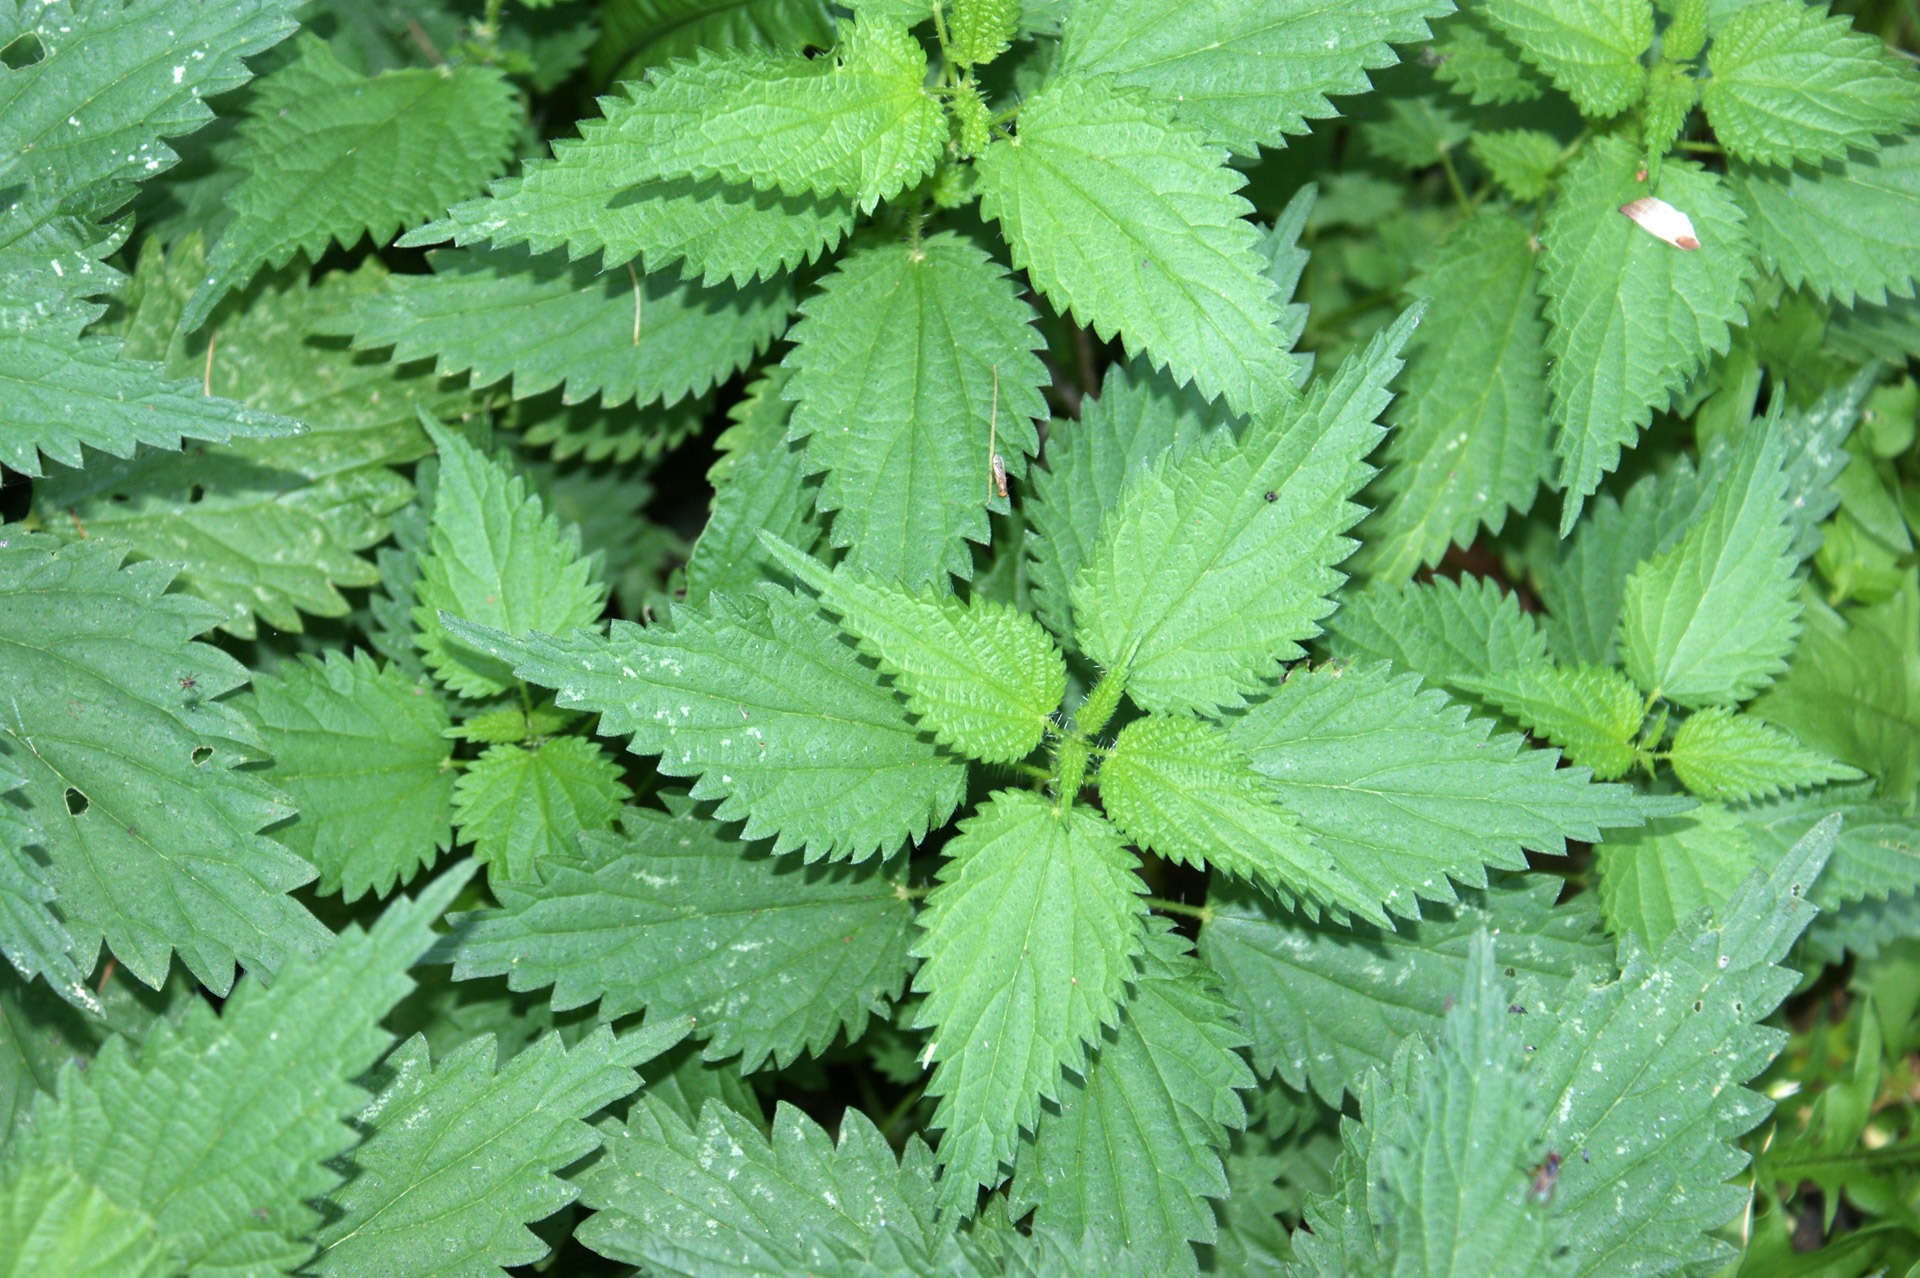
left=637, top=1039, right=767, bottom=1135
left=513, top=395, right=707, bottom=467
left=1262, top=184, right=1319, bottom=385
left=308, top=1022, right=685, bottom=1277
left=348, top=243, right=791, bottom=411
left=684, top=366, right=822, bottom=607
left=1701, top=1, right=1920, bottom=170
left=1457, top=661, right=1648, bottom=779
left=1733, top=135, right=1920, bottom=307
left=1290, top=935, right=1563, bottom=1276
left=763, top=539, right=1064, bottom=763
left=1229, top=663, right=1658, bottom=918
left=368, top=500, right=432, bottom=679
left=0, top=870, right=469, bottom=1275
left=441, top=590, right=967, bottom=862
left=1073, top=310, right=1419, bottom=716
left=911, top=791, right=1147, bottom=1212
left=1802, top=889, right=1920, bottom=965
left=0, top=324, right=306, bottom=480
left=0, top=0, right=297, bottom=304
left=110, top=239, right=469, bottom=469
left=1738, top=367, right=1875, bottom=564
left=1205, top=1101, right=1326, bottom=1274
left=33, top=250, right=470, bottom=639
left=977, top=74, right=1291, bottom=420
left=1668, top=707, right=1862, bottom=802
left=441, top=802, right=914, bottom=1070
left=949, top=0, right=1019, bottom=65
left=1749, top=584, right=1920, bottom=806
left=413, top=420, right=609, bottom=699
left=178, top=35, right=519, bottom=331
left=240, top=650, right=455, bottom=902
left=1013, top=921, right=1256, bottom=1274
left=508, top=457, right=676, bottom=627
left=1641, top=61, right=1701, bottom=170
left=0, top=964, right=203, bottom=1147
left=0, top=1161, right=166, bottom=1278
left=565, top=18, right=942, bottom=211
left=1535, top=822, right=1835, bottom=1266
left=1736, top=785, right=1920, bottom=908
left=1323, top=575, right=1549, bottom=689
left=1481, top=0, right=1653, bottom=117
left=592, top=0, right=837, bottom=81
left=451, top=737, right=631, bottom=883
left=1541, top=136, right=1753, bottom=532
left=446, top=704, right=578, bottom=747
left=1363, top=212, right=1551, bottom=579
left=34, top=440, right=413, bottom=642
left=1006, top=1228, right=1161, bottom=1275
left=576, top=1098, right=965, bottom=1274
left=1471, top=128, right=1565, bottom=201
left=1618, top=402, right=1800, bottom=706
left=0, top=755, right=85, bottom=1008
left=404, top=161, right=857, bottom=291
left=1101, top=713, right=1382, bottom=923
left=1828, top=291, right=1920, bottom=362
left=1026, top=359, right=1226, bottom=645
left=1363, top=94, right=1472, bottom=169
left=1202, top=873, right=1608, bottom=1104
left=1539, top=455, right=1708, bottom=665
left=1431, top=18, right=1547, bottom=105
left=781, top=234, right=1047, bottom=588
left=1295, top=819, right=1836, bottom=1276
left=0, top=534, right=328, bottom=995
left=1055, top=0, right=1451, bottom=155
left=1595, top=803, right=1756, bottom=948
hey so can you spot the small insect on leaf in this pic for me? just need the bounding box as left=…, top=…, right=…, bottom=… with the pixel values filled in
left=1528, top=1151, right=1563, bottom=1205
left=1619, top=196, right=1699, bottom=250
left=985, top=364, right=1008, bottom=501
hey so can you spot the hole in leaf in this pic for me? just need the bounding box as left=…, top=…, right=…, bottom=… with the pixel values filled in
left=187, top=484, right=205, bottom=504
left=0, top=33, right=45, bottom=69
left=191, top=746, right=212, bottom=766
left=64, top=787, right=89, bottom=816
left=1692, top=1000, right=1703, bottom=1012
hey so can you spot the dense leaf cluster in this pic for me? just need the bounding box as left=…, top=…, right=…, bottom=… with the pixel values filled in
left=2, top=0, right=1919, bottom=1273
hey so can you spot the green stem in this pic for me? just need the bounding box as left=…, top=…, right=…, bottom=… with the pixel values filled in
left=1437, top=147, right=1472, bottom=216
left=479, top=0, right=505, bottom=44
left=878, top=1080, right=930, bottom=1140
left=1313, top=287, right=1396, bottom=335
left=929, top=0, right=953, bottom=65
left=1143, top=896, right=1213, bottom=922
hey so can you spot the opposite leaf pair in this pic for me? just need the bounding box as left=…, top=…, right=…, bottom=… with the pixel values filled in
left=441, top=315, right=1660, bottom=1221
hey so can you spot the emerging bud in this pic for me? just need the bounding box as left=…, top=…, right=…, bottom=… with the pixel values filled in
left=1619, top=196, right=1700, bottom=250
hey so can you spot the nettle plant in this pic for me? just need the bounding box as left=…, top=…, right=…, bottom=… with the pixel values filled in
left=3, top=0, right=1920, bottom=1272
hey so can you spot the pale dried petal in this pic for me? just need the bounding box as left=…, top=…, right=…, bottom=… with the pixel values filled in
left=1619, top=196, right=1700, bottom=250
